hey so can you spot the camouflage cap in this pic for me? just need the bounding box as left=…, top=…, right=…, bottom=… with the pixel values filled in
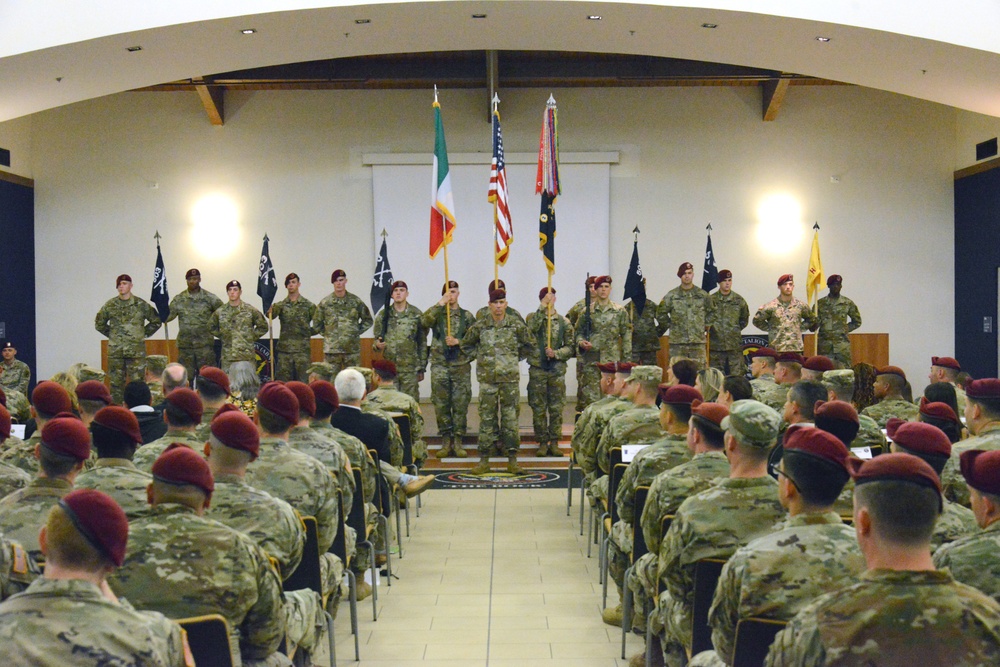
left=625, top=365, right=663, bottom=385
left=145, top=354, right=168, bottom=375
left=76, top=365, right=106, bottom=384
left=721, top=399, right=781, bottom=448
left=350, top=366, right=374, bottom=387
left=306, top=361, right=335, bottom=382
left=822, top=369, right=855, bottom=395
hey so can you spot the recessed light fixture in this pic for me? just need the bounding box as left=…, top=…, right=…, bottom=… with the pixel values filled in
left=815, top=36, right=831, bottom=42
left=588, top=15, right=602, bottom=20
left=701, top=23, right=718, bottom=29
left=472, top=14, right=487, bottom=19
left=355, top=19, right=371, bottom=24
left=126, top=45, right=142, bottom=52
left=241, top=28, right=257, bottom=35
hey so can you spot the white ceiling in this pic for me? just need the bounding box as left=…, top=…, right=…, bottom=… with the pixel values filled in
left=3, top=0, right=1000, bottom=122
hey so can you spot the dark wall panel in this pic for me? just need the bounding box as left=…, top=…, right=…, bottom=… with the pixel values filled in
left=0, top=177, right=35, bottom=393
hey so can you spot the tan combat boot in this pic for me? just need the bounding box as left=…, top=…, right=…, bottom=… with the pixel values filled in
left=436, top=438, right=454, bottom=458
left=535, top=441, right=549, bottom=457
left=452, top=437, right=467, bottom=458
left=548, top=442, right=565, bottom=457
left=506, top=455, right=525, bottom=474
left=471, top=456, right=492, bottom=475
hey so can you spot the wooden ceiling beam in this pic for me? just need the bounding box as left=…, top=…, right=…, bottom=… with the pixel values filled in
left=193, top=78, right=224, bottom=126
left=761, top=77, right=790, bottom=121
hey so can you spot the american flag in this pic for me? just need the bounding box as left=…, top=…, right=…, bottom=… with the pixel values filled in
left=489, top=108, right=513, bottom=265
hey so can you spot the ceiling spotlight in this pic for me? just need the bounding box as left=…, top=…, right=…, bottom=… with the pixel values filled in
left=240, top=28, right=257, bottom=35
left=472, top=14, right=487, bottom=19
left=701, top=23, right=718, bottom=29
left=355, top=19, right=371, bottom=24
left=588, top=15, right=602, bottom=20
left=815, top=36, right=831, bottom=42
left=126, top=45, right=142, bottom=52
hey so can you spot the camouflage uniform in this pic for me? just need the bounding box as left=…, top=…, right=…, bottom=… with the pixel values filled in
left=942, top=423, right=1000, bottom=507
left=596, top=405, right=664, bottom=475
left=691, top=512, right=865, bottom=667
left=815, top=294, right=862, bottom=368
left=373, top=304, right=428, bottom=402
left=210, top=302, right=268, bottom=372
left=315, top=291, right=373, bottom=375
left=0, top=578, right=189, bottom=666
left=0, top=358, right=30, bottom=396
left=526, top=305, right=575, bottom=451
left=366, top=384, right=427, bottom=463
left=358, top=397, right=405, bottom=468
left=271, top=296, right=318, bottom=382
left=0, top=460, right=29, bottom=499
left=0, top=432, right=40, bottom=475
left=461, top=313, right=533, bottom=456
left=752, top=376, right=788, bottom=412
left=577, top=397, right=632, bottom=486
left=167, top=287, right=224, bottom=379
left=575, top=301, right=632, bottom=412
left=110, top=503, right=286, bottom=666
left=707, top=290, right=749, bottom=375
left=654, top=477, right=785, bottom=666
left=658, top=285, right=712, bottom=367
left=476, top=305, right=524, bottom=324
left=0, top=533, right=38, bottom=603
left=421, top=303, right=476, bottom=442
left=764, top=569, right=1000, bottom=667
left=95, top=295, right=162, bottom=403
left=0, top=477, right=73, bottom=558
left=73, top=458, right=153, bottom=520
left=2, top=390, right=30, bottom=423
left=288, top=425, right=355, bottom=515
left=934, top=519, right=1000, bottom=605
left=861, top=397, right=920, bottom=429
left=133, top=430, right=204, bottom=474
left=629, top=299, right=666, bottom=366
left=752, top=297, right=817, bottom=353
left=931, top=500, right=978, bottom=550
left=853, top=414, right=887, bottom=454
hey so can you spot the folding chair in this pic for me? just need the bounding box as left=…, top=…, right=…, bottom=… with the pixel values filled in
left=177, top=614, right=235, bottom=667
left=282, top=515, right=339, bottom=665
left=392, top=413, right=418, bottom=533
left=621, top=486, right=650, bottom=658
left=599, top=447, right=625, bottom=594
left=349, top=467, right=380, bottom=621
left=368, top=448, right=397, bottom=576
left=732, top=618, right=788, bottom=667
left=646, top=515, right=674, bottom=666
left=691, top=558, right=728, bottom=655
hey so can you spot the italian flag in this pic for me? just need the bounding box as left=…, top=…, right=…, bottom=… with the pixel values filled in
left=429, top=101, right=457, bottom=258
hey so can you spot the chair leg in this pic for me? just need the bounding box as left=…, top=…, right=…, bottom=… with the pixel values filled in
left=395, top=500, right=405, bottom=557
left=567, top=459, right=574, bottom=516
left=364, top=539, right=378, bottom=621
left=597, top=513, right=609, bottom=585
left=404, top=497, right=411, bottom=537
left=586, top=504, right=594, bottom=558
left=345, top=569, right=359, bottom=661
left=416, top=492, right=422, bottom=516
left=323, top=610, right=336, bottom=667
left=621, top=565, right=634, bottom=659
left=377, top=515, right=393, bottom=587
left=579, top=477, right=588, bottom=535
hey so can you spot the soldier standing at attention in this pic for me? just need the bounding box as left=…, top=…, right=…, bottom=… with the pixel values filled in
left=421, top=281, right=476, bottom=459
left=707, top=270, right=749, bottom=375
left=209, top=280, right=268, bottom=374
left=476, top=279, right=525, bottom=323
left=526, top=288, right=575, bottom=457
left=270, top=272, right=317, bottom=382
left=752, top=274, right=817, bottom=354
left=315, top=269, right=374, bottom=376
left=659, top=262, right=712, bottom=368
left=766, top=453, right=1000, bottom=666
left=566, top=275, right=598, bottom=328
left=372, top=280, right=427, bottom=402
left=628, top=279, right=666, bottom=366
left=165, top=268, right=223, bottom=381
left=95, top=274, right=162, bottom=404
left=0, top=342, right=30, bottom=396
left=576, top=276, right=632, bottom=412
left=462, top=288, right=534, bottom=475
left=815, top=274, right=862, bottom=369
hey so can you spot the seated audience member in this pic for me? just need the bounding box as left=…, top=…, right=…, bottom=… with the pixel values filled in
left=132, top=387, right=204, bottom=472
left=74, top=406, right=151, bottom=519
left=123, top=380, right=167, bottom=443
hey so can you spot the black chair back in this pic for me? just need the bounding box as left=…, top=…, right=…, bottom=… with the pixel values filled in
left=691, top=558, right=727, bottom=654
left=392, top=414, right=413, bottom=468
left=283, top=516, right=321, bottom=595
left=732, top=618, right=788, bottom=667
left=631, top=486, right=650, bottom=562
left=178, top=614, right=235, bottom=667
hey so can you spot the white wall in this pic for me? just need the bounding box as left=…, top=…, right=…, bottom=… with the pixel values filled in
left=20, top=84, right=956, bottom=388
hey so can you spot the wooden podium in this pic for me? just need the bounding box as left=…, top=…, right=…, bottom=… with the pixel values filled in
left=654, top=333, right=889, bottom=370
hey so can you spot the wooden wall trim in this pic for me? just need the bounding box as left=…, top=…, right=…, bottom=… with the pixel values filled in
left=955, top=156, right=1000, bottom=181
left=0, top=170, right=33, bottom=188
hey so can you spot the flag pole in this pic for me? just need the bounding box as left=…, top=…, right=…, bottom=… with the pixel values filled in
left=705, top=222, right=712, bottom=364
left=154, top=231, right=172, bottom=361
left=264, top=233, right=275, bottom=370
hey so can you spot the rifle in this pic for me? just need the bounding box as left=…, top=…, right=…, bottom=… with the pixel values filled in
left=581, top=273, right=594, bottom=344
left=378, top=288, right=391, bottom=344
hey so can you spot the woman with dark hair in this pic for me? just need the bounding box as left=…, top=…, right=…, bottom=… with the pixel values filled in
left=924, top=381, right=959, bottom=417
left=851, top=362, right=878, bottom=413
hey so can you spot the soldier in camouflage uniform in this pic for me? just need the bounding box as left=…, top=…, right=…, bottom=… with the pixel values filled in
left=462, top=288, right=534, bottom=475
left=270, top=272, right=318, bottom=383
left=166, top=268, right=223, bottom=380
left=822, top=369, right=887, bottom=454
left=929, top=355, right=968, bottom=415
left=628, top=287, right=666, bottom=366
left=0, top=489, right=189, bottom=666
left=74, top=406, right=151, bottom=519
left=315, top=269, right=374, bottom=375
left=372, top=280, right=427, bottom=402
left=0, top=405, right=29, bottom=501
left=861, top=365, right=920, bottom=428
left=752, top=274, right=817, bottom=354
left=566, top=275, right=598, bottom=329
left=526, top=288, right=575, bottom=457
left=0, top=381, right=74, bottom=475
left=688, top=426, right=865, bottom=667
left=368, top=360, right=427, bottom=464
left=350, top=366, right=406, bottom=468
left=0, top=524, right=37, bottom=602
left=209, top=280, right=268, bottom=373
left=475, top=278, right=525, bottom=324
left=652, top=400, right=786, bottom=667
left=815, top=274, right=861, bottom=369
left=943, top=380, right=1000, bottom=507
left=110, top=445, right=289, bottom=666
left=95, top=274, right=162, bottom=403
left=144, top=354, right=167, bottom=405
left=0, top=342, right=30, bottom=396
left=571, top=362, right=622, bottom=467
left=1, top=388, right=30, bottom=424
left=576, top=276, right=632, bottom=412
left=577, top=364, right=634, bottom=498
left=133, top=387, right=205, bottom=473
left=707, top=270, right=749, bottom=376
left=421, top=282, right=476, bottom=458
left=659, top=262, right=712, bottom=368
left=748, top=347, right=780, bottom=405
left=765, top=453, right=1000, bottom=667
left=595, top=366, right=668, bottom=478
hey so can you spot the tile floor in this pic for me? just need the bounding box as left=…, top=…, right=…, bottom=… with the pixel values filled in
left=329, top=486, right=645, bottom=666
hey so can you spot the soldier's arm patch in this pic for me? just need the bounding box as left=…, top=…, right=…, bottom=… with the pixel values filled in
left=10, top=542, right=28, bottom=575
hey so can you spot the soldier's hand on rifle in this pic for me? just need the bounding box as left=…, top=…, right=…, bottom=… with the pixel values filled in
left=545, top=347, right=557, bottom=359
left=579, top=340, right=593, bottom=352
left=373, top=339, right=386, bottom=351
left=445, top=335, right=460, bottom=346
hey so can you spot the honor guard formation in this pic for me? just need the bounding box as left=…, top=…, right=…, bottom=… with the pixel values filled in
left=1, top=264, right=1000, bottom=666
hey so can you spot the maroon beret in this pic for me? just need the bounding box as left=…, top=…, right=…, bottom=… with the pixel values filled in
left=489, top=289, right=506, bottom=303
left=152, top=443, right=214, bottom=497
left=691, top=400, right=728, bottom=426
left=784, top=425, right=851, bottom=471
left=918, top=397, right=960, bottom=424
left=876, top=366, right=907, bottom=381
left=371, top=359, right=398, bottom=378
left=597, top=362, right=618, bottom=374
left=677, top=262, right=693, bottom=278
left=0, top=386, right=6, bottom=408
left=440, top=280, right=459, bottom=295
left=777, top=274, right=793, bottom=286
left=257, top=382, right=300, bottom=425
left=659, top=384, right=703, bottom=406
left=40, top=413, right=91, bottom=461
left=284, top=272, right=299, bottom=287
left=960, top=449, right=1000, bottom=497
left=966, top=378, right=1000, bottom=400
left=751, top=347, right=778, bottom=360
left=331, top=269, right=347, bottom=282
left=814, top=400, right=861, bottom=446
left=487, top=279, right=506, bottom=293
left=804, top=356, right=835, bottom=372
left=615, top=362, right=636, bottom=375
left=391, top=280, right=408, bottom=291
left=776, top=352, right=805, bottom=365
left=848, top=453, right=942, bottom=505
left=213, top=403, right=243, bottom=419
left=226, top=280, right=241, bottom=290
left=0, top=403, right=9, bottom=440
left=116, top=274, right=132, bottom=286
left=185, top=268, right=200, bottom=279
left=310, top=380, right=339, bottom=411
left=538, top=287, right=556, bottom=301
left=92, top=406, right=142, bottom=444
left=886, top=419, right=951, bottom=458
left=197, top=366, right=231, bottom=396
left=165, top=387, right=203, bottom=423
left=76, top=380, right=112, bottom=406
left=285, top=381, right=316, bottom=418
left=827, top=274, right=842, bottom=286
left=594, top=275, right=612, bottom=287
left=585, top=275, right=597, bottom=287
left=32, top=381, right=73, bottom=416
left=210, top=409, right=259, bottom=460
left=59, top=489, right=129, bottom=567
left=718, top=269, right=732, bottom=281
left=931, top=356, right=961, bottom=372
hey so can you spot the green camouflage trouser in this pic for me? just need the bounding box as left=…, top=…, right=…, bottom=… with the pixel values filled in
left=397, top=366, right=421, bottom=404
left=668, top=343, right=706, bottom=369
left=324, top=352, right=361, bottom=379
left=818, top=336, right=852, bottom=369
left=632, top=350, right=660, bottom=366
left=477, top=381, right=521, bottom=456
left=709, top=349, right=746, bottom=376
left=178, top=345, right=217, bottom=385
left=430, top=362, right=471, bottom=438
left=527, top=366, right=566, bottom=443
left=607, top=520, right=632, bottom=599
left=108, top=356, right=145, bottom=404
left=276, top=349, right=312, bottom=382
left=576, top=362, right=602, bottom=413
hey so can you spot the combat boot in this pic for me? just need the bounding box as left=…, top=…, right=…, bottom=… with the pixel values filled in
left=548, top=442, right=565, bottom=457
left=453, top=437, right=468, bottom=458
left=535, top=441, right=549, bottom=457
left=471, top=456, right=492, bottom=475
left=601, top=603, right=623, bottom=627
left=436, top=439, right=454, bottom=458
left=507, top=455, right=525, bottom=474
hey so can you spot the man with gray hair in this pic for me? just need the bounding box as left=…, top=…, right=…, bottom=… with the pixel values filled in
left=161, top=362, right=188, bottom=395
